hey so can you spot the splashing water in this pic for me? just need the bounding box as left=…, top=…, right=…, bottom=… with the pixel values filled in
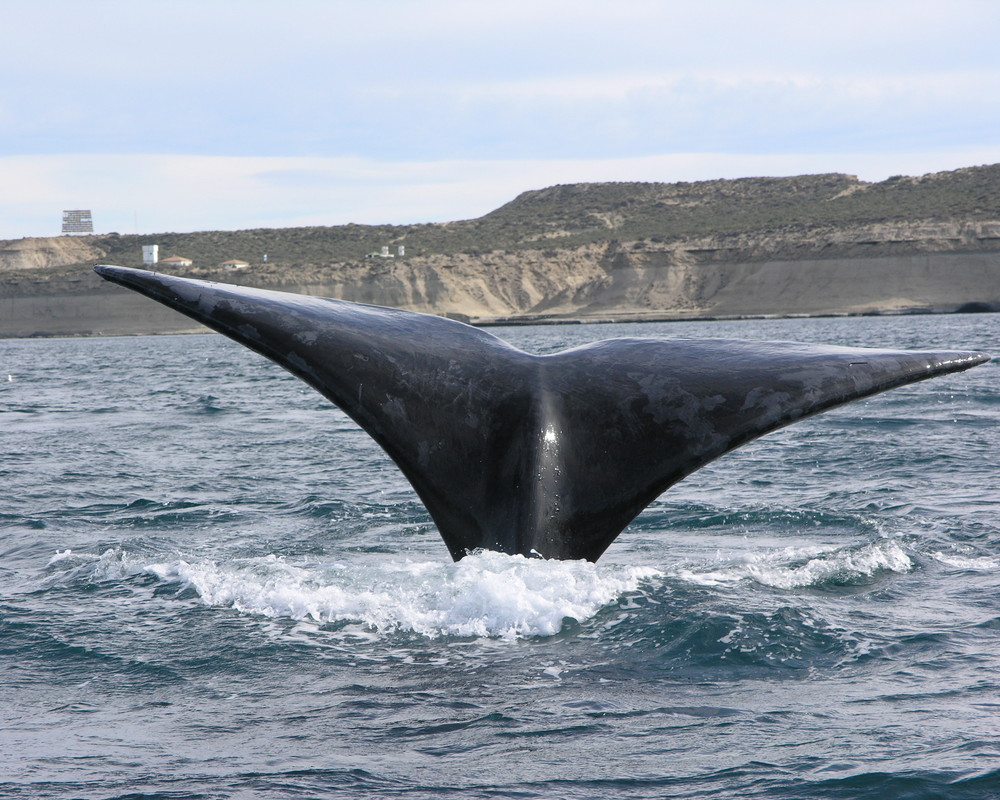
left=47, top=548, right=662, bottom=639
left=671, top=539, right=914, bottom=588
left=44, top=537, right=919, bottom=641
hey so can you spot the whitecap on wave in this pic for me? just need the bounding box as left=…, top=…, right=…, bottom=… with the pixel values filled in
left=669, top=539, right=913, bottom=589
left=41, top=538, right=916, bottom=640
left=46, top=548, right=660, bottom=639
left=930, top=552, right=1000, bottom=571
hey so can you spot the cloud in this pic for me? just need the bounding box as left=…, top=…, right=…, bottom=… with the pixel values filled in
left=5, top=0, right=1000, bottom=160
left=2, top=1, right=998, bottom=238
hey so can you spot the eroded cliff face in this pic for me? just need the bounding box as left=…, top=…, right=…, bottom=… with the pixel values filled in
left=2, top=195, right=1000, bottom=336
left=236, top=223, right=1000, bottom=324
left=0, top=237, right=106, bottom=271
left=300, top=244, right=614, bottom=318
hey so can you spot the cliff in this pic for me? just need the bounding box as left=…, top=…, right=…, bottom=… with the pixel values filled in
left=2, top=165, right=1000, bottom=337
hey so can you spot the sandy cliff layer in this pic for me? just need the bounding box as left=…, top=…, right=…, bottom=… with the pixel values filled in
left=3, top=166, right=1000, bottom=336
left=0, top=237, right=104, bottom=272
left=1, top=240, right=997, bottom=338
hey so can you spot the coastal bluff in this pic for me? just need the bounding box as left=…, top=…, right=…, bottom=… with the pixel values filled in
left=3, top=165, right=1000, bottom=337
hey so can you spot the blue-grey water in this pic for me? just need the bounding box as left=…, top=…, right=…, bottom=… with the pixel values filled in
left=2, top=313, right=998, bottom=799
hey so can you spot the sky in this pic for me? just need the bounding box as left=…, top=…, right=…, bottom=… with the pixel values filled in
left=3, top=0, right=1000, bottom=239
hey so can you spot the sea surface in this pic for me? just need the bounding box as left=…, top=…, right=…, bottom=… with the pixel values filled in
left=2, top=313, right=999, bottom=800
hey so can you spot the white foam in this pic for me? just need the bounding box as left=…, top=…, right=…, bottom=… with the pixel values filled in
left=57, top=548, right=661, bottom=639
left=670, top=539, right=913, bottom=589
left=930, top=552, right=1000, bottom=571
left=47, top=549, right=75, bottom=564
left=42, top=538, right=914, bottom=636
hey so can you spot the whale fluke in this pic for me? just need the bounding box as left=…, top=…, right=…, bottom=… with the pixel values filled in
left=94, top=265, right=989, bottom=561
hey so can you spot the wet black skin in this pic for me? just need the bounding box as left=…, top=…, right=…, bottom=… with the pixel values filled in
left=94, top=265, right=989, bottom=561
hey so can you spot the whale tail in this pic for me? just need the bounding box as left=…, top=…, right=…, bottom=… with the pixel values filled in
left=94, top=265, right=989, bottom=561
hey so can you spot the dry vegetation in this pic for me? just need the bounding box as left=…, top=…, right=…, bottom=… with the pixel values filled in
left=5, top=164, right=999, bottom=277
left=2, top=164, right=999, bottom=336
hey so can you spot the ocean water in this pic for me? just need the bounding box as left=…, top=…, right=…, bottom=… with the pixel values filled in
left=1, top=313, right=998, bottom=800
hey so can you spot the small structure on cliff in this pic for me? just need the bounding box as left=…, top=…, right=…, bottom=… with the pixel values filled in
left=366, top=246, right=394, bottom=259
left=61, top=210, right=93, bottom=235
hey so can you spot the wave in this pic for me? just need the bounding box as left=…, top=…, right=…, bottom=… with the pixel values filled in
left=668, top=539, right=913, bottom=589
left=43, top=549, right=661, bottom=640
left=929, top=551, right=1000, bottom=571
left=39, top=536, right=918, bottom=642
